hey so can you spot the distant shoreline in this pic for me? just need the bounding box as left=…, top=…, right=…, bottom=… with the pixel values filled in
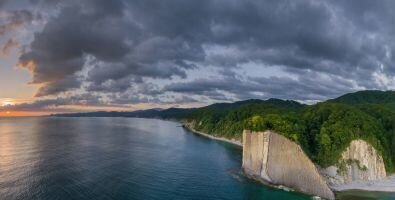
left=181, top=123, right=242, bottom=147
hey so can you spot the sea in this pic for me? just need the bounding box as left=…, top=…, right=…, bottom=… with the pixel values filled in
left=0, top=117, right=393, bottom=200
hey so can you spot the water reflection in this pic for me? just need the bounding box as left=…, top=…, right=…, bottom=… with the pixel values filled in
left=0, top=117, right=392, bottom=200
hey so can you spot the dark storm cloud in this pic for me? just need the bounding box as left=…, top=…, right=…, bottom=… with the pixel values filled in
left=18, top=1, right=130, bottom=95
left=165, top=69, right=357, bottom=102
left=17, top=0, right=208, bottom=96
left=14, top=0, right=395, bottom=104
left=35, top=76, right=82, bottom=97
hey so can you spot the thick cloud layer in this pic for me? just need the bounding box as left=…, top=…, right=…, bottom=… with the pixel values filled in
left=2, top=0, right=394, bottom=109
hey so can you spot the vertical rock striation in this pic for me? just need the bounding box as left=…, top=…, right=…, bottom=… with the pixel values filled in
left=242, top=131, right=271, bottom=181
left=341, top=140, right=386, bottom=183
left=242, top=130, right=335, bottom=200
left=323, top=139, right=387, bottom=186
left=321, top=140, right=387, bottom=190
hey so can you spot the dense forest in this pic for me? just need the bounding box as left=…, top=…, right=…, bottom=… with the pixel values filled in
left=182, top=90, right=395, bottom=173
left=54, top=90, right=395, bottom=173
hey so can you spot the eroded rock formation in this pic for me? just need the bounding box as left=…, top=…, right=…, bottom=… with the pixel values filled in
left=243, top=130, right=335, bottom=200
left=322, top=139, right=387, bottom=186
left=341, top=140, right=387, bottom=182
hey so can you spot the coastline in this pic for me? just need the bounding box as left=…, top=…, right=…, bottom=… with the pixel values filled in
left=179, top=121, right=395, bottom=195
left=181, top=124, right=311, bottom=196
left=331, top=175, right=395, bottom=192
left=183, top=126, right=326, bottom=198
left=181, top=123, right=242, bottom=147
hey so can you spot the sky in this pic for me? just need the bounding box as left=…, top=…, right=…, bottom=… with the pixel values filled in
left=0, top=0, right=394, bottom=116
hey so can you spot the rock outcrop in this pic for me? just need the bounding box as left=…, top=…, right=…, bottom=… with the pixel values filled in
left=322, top=139, right=387, bottom=187
left=341, top=140, right=387, bottom=182
left=243, top=130, right=335, bottom=200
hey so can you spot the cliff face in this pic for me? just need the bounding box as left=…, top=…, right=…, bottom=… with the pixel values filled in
left=243, top=130, right=335, bottom=200
left=322, top=139, right=387, bottom=186
left=341, top=140, right=387, bottom=182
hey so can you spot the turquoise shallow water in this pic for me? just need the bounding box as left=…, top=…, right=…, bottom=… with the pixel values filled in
left=0, top=117, right=393, bottom=200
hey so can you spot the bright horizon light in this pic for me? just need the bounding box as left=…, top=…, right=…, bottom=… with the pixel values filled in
left=1, top=100, right=14, bottom=106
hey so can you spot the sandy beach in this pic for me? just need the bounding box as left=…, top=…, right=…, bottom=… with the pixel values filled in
left=331, top=175, right=395, bottom=192
left=181, top=124, right=242, bottom=147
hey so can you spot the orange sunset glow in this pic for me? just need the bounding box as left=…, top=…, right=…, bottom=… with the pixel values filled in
left=0, top=98, right=40, bottom=117
left=0, top=111, right=50, bottom=117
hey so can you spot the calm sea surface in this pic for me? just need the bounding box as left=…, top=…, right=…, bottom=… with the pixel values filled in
left=0, top=117, right=394, bottom=200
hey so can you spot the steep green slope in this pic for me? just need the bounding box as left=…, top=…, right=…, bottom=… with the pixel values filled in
left=329, top=90, right=395, bottom=170
left=186, top=99, right=305, bottom=139
left=303, top=103, right=393, bottom=171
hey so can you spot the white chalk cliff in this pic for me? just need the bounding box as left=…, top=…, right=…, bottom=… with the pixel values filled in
left=242, top=130, right=335, bottom=200
left=322, top=139, right=387, bottom=188
left=242, top=129, right=390, bottom=198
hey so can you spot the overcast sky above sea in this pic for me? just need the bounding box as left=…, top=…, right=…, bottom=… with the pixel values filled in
left=0, top=0, right=394, bottom=115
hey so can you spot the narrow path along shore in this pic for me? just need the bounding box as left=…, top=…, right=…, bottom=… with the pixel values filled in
left=181, top=124, right=242, bottom=147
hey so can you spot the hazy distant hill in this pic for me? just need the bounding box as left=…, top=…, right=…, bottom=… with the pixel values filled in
left=52, top=109, right=164, bottom=118
left=52, top=98, right=304, bottom=119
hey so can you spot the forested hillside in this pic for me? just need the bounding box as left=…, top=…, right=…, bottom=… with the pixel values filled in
left=186, top=99, right=305, bottom=139
left=182, top=91, right=395, bottom=172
